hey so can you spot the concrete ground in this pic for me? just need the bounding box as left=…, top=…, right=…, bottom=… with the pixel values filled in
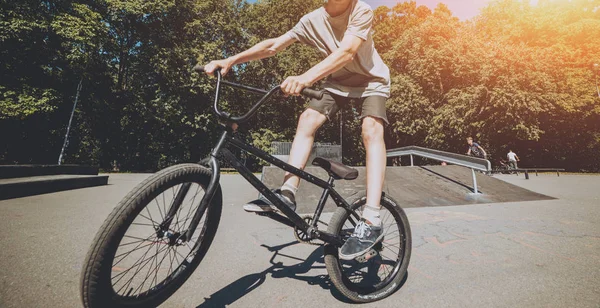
left=0, top=172, right=599, bottom=308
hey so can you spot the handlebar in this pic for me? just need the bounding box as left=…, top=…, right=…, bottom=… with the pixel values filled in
left=194, top=64, right=324, bottom=123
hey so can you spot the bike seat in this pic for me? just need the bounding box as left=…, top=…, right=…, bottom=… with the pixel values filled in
left=312, top=157, right=359, bottom=180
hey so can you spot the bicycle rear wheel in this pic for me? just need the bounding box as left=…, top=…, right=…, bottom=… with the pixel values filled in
left=324, top=192, right=411, bottom=303
left=80, top=164, right=222, bottom=308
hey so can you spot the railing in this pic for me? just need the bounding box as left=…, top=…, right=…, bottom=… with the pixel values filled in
left=386, top=146, right=491, bottom=194
left=505, top=168, right=565, bottom=179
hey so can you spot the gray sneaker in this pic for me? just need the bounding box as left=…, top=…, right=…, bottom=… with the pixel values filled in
left=242, top=189, right=296, bottom=213
left=339, top=219, right=384, bottom=260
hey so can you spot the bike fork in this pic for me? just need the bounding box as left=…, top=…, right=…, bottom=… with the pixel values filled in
left=180, top=132, right=226, bottom=242
left=158, top=182, right=193, bottom=235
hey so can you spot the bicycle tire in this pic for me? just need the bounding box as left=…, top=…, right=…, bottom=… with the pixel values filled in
left=324, top=192, right=411, bottom=303
left=80, top=163, right=222, bottom=308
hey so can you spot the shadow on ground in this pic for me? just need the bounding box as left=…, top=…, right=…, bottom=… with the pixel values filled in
left=195, top=241, right=351, bottom=307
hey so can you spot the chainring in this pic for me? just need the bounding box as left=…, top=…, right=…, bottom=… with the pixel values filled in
left=294, top=215, right=327, bottom=246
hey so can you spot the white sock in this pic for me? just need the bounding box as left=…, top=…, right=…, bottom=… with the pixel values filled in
left=362, top=205, right=381, bottom=226
left=281, top=182, right=298, bottom=196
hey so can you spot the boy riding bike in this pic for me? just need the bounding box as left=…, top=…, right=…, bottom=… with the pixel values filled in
left=203, top=0, right=390, bottom=260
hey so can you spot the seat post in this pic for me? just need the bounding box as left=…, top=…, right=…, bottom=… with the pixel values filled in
left=311, top=176, right=335, bottom=227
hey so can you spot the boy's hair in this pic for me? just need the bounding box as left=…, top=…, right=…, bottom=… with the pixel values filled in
left=466, top=137, right=473, bottom=141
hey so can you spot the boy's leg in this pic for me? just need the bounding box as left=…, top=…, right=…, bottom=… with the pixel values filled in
left=339, top=96, right=388, bottom=260
left=361, top=116, right=386, bottom=225
left=243, top=95, right=333, bottom=212
left=282, top=109, right=327, bottom=187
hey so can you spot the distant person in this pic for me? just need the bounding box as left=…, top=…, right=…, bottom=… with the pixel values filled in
left=466, top=137, right=487, bottom=159
left=507, top=149, right=519, bottom=169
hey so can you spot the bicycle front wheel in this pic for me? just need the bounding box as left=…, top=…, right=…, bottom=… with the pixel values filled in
left=80, top=164, right=222, bottom=308
left=324, top=192, right=411, bottom=303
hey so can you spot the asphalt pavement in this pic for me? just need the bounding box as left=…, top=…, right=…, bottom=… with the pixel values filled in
left=0, top=172, right=599, bottom=308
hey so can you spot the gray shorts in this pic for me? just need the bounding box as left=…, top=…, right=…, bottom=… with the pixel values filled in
left=308, top=91, right=388, bottom=124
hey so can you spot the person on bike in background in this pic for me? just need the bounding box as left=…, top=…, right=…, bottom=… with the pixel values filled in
left=507, top=149, right=520, bottom=170
left=203, top=0, right=389, bottom=260
left=466, top=137, right=487, bottom=159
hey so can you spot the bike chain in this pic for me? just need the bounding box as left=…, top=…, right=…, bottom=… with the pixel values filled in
left=294, top=215, right=328, bottom=246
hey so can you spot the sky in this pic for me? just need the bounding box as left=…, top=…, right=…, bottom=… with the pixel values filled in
left=364, top=0, right=493, bottom=20
left=245, top=0, right=501, bottom=20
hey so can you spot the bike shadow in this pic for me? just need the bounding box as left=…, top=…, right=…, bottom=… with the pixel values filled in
left=195, top=241, right=352, bottom=307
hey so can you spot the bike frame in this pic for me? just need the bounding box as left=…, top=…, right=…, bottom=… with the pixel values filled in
left=163, top=70, right=361, bottom=247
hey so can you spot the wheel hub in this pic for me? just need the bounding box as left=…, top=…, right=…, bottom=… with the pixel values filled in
left=165, top=231, right=183, bottom=246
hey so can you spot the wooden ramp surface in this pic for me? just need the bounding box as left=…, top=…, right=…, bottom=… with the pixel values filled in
left=261, top=165, right=554, bottom=213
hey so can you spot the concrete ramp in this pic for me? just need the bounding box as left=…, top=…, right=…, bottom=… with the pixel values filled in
left=261, top=165, right=554, bottom=213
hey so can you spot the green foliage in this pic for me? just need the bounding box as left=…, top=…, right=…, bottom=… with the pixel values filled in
left=1, top=0, right=599, bottom=171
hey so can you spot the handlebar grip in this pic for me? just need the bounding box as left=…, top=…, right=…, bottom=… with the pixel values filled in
left=193, top=65, right=205, bottom=73
left=301, top=88, right=324, bottom=100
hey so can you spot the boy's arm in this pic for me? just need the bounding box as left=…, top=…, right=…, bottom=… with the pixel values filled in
left=478, top=146, right=487, bottom=157
left=203, top=34, right=296, bottom=76
left=281, top=34, right=364, bottom=96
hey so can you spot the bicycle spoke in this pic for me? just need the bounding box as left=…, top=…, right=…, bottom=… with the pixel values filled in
left=114, top=242, right=156, bottom=265
left=132, top=242, right=162, bottom=296
left=137, top=213, right=158, bottom=227
left=173, top=185, right=183, bottom=231
left=123, top=234, right=158, bottom=242
left=134, top=240, right=172, bottom=296
left=118, top=235, right=155, bottom=248
left=151, top=245, right=173, bottom=288
left=382, top=210, right=392, bottom=227
left=382, top=245, right=399, bottom=257
left=173, top=246, right=190, bottom=261
left=113, top=242, right=169, bottom=283
left=116, top=244, right=170, bottom=294
left=154, top=198, right=165, bottom=222
left=178, top=185, right=202, bottom=230
left=131, top=222, right=156, bottom=227
left=180, top=184, right=202, bottom=230
left=382, top=241, right=400, bottom=252
left=145, top=204, right=156, bottom=229
left=162, top=192, right=168, bottom=222
left=168, top=247, right=176, bottom=276
left=114, top=234, right=159, bottom=267
left=383, top=233, right=401, bottom=242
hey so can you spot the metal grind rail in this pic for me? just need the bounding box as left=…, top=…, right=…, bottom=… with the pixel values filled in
left=506, top=168, right=565, bottom=179
left=386, top=146, right=491, bottom=194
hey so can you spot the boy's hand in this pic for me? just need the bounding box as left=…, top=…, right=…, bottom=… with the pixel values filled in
left=281, top=75, right=312, bottom=97
left=204, top=59, right=234, bottom=76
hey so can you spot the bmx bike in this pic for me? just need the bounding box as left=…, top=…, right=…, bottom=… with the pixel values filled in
left=493, top=158, right=519, bottom=175
left=80, top=67, right=412, bottom=307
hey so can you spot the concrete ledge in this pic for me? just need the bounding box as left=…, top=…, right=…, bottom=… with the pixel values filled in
left=0, top=165, right=99, bottom=179
left=0, top=175, right=109, bottom=200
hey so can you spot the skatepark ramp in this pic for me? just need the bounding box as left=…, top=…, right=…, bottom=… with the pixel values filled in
left=387, top=145, right=491, bottom=193
left=260, top=165, right=553, bottom=214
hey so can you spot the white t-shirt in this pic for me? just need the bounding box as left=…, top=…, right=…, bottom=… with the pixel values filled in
left=286, top=0, right=390, bottom=98
left=507, top=152, right=517, bottom=161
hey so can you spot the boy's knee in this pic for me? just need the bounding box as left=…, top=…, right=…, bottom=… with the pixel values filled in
left=297, top=109, right=325, bottom=134
left=362, top=116, right=384, bottom=144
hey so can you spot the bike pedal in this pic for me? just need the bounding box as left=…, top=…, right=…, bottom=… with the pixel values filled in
left=355, top=249, right=378, bottom=263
